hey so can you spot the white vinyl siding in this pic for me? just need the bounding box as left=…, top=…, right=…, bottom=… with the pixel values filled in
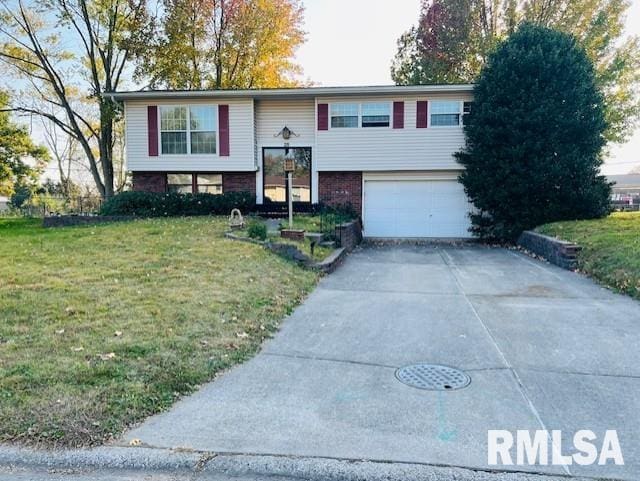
left=124, top=91, right=472, bottom=175
left=316, top=94, right=472, bottom=171
left=254, top=98, right=316, bottom=204
left=255, top=99, right=316, bottom=147
left=125, top=98, right=255, bottom=172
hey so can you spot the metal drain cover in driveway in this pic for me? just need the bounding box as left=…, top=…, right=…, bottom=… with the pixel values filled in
left=395, top=363, right=471, bottom=391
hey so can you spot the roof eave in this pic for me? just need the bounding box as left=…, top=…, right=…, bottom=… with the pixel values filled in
left=106, top=84, right=475, bottom=101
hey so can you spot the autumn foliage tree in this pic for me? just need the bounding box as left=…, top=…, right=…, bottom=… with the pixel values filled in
left=0, top=0, right=153, bottom=199
left=138, top=0, right=306, bottom=89
left=0, top=91, right=48, bottom=196
left=391, top=0, right=478, bottom=85
left=392, top=0, right=640, bottom=143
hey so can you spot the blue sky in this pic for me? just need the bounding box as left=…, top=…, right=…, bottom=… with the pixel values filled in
left=296, top=0, right=640, bottom=174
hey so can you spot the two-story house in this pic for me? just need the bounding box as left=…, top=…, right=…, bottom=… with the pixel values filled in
left=110, top=84, right=474, bottom=238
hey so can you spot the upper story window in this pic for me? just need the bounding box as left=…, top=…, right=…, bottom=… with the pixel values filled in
left=430, top=101, right=462, bottom=127
left=330, top=103, right=358, bottom=128
left=160, top=107, right=188, bottom=154
left=330, top=102, right=392, bottom=128
left=361, top=103, right=390, bottom=127
left=160, top=106, right=217, bottom=155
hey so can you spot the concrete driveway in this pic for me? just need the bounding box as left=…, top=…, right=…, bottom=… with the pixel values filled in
left=122, top=245, right=640, bottom=480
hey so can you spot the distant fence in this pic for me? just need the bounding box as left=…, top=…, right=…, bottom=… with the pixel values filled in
left=10, top=195, right=103, bottom=218
left=611, top=200, right=640, bottom=212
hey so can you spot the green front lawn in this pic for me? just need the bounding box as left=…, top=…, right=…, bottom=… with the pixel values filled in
left=537, top=212, right=640, bottom=299
left=0, top=217, right=319, bottom=447
left=279, top=214, right=323, bottom=232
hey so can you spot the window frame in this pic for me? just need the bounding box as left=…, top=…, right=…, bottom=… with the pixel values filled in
left=166, top=173, right=224, bottom=194
left=329, top=102, right=359, bottom=129
left=262, top=146, right=312, bottom=205
left=428, top=100, right=464, bottom=128
left=158, top=104, right=219, bottom=156
left=195, top=173, right=223, bottom=194
left=360, top=102, right=391, bottom=128
left=328, top=102, right=393, bottom=130
left=167, top=173, right=195, bottom=193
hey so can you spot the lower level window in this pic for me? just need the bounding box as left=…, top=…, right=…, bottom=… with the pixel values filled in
left=167, top=173, right=223, bottom=194
left=167, top=173, right=193, bottom=193
left=196, top=174, right=222, bottom=194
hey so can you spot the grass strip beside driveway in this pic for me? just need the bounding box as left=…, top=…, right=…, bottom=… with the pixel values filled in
left=0, top=217, right=319, bottom=447
left=537, top=212, right=640, bottom=299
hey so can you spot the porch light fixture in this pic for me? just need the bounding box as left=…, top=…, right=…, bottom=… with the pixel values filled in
left=274, top=126, right=298, bottom=140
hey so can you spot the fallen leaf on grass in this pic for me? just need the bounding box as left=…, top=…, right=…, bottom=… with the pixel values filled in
left=98, top=352, right=116, bottom=361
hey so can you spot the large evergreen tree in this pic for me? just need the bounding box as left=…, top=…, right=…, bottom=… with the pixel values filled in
left=456, top=23, right=611, bottom=241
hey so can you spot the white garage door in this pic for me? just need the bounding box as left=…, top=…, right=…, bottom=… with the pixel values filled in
left=363, top=179, right=472, bottom=238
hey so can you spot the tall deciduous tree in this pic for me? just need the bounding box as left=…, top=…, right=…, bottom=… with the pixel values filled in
left=0, top=0, right=153, bottom=199
left=456, top=23, right=611, bottom=241
left=392, top=0, right=640, bottom=143
left=139, top=0, right=306, bottom=89
left=0, top=90, right=48, bottom=196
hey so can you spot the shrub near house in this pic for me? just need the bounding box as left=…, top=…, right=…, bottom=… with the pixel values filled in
left=100, top=191, right=255, bottom=217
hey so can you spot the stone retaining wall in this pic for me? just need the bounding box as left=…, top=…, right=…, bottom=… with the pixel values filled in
left=517, top=230, right=581, bottom=270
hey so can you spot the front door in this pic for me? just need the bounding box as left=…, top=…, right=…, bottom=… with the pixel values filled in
left=263, top=147, right=311, bottom=204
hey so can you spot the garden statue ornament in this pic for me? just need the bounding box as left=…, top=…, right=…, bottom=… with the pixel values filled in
left=229, top=209, right=244, bottom=229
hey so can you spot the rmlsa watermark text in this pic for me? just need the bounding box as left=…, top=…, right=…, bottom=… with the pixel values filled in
left=488, top=430, right=624, bottom=466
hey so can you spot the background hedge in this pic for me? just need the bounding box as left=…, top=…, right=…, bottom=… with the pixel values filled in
left=100, top=191, right=256, bottom=217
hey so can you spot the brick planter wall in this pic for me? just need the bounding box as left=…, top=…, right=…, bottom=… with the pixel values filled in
left=281, top=229, right=305, bottom=241
left=335, top=219, right=363, bottom=251
left=318, top=172, right=362, bottom=215
left=132, top=172, right=167, bottom=192
left=517, top=230, right=582, bottom=270
left=223, top=172, right=256, bottom=194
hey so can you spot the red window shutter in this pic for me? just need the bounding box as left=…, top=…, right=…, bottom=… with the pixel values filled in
left=147, top=106, right=158, bottom=156
left=219, top=105, right=230, bottom=156
left=416, top=100, right=428, bottom=128
left=393, top=101, right=404, bottom=129
left=317, top=103, right=328, bottom=130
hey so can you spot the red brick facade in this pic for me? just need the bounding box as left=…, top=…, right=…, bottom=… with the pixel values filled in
left=131, top=172, right=256, bottom=195
left=318, top=171, right=362, bottom=215
left=222, top=172, right=256, bottom=195
left=132, top=172, right=167, bottom=192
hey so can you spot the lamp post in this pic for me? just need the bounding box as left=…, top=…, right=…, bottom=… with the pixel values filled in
left=284, top=154, right=294, bottom=229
